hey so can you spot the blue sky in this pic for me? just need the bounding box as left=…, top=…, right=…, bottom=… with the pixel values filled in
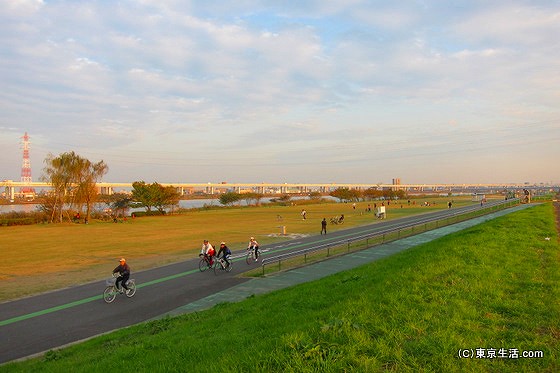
left=1, top=1, right=558, bottom=184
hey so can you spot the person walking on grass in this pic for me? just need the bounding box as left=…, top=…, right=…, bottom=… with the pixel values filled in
left=321, top=218, right=327, bottom=235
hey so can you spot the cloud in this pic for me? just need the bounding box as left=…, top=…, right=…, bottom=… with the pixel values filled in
left=0, top=1, right=558, bottom=184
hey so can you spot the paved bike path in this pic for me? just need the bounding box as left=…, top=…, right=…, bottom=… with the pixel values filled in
left=164, top=203, right=534, bottom=318
left=0, top=202, right=528, bottom=364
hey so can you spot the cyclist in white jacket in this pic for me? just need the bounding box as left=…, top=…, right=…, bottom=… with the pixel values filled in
left=200, top=240, right=215, bottom=265
left=247, top=236, right=260, bottom=261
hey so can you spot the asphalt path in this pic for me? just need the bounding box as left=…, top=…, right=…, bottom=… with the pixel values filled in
left=0, top=201, right=503, bottom=364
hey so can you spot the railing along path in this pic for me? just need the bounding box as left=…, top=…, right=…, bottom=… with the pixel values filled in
left=261, top=199, right=520, bottom=274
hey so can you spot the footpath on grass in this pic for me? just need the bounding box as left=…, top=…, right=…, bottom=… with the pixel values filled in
left=162, top=203, right=536, bottom=319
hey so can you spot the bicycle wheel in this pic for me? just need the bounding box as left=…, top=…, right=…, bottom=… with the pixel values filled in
left=103, top=286, right=117, bottom=303
left=246, top=250, right=253, bottom=265
left=214, top=260, right=224, bottom=275
left=199, top=258, right=209, bottom=272
left=125, top=280, right=137, bottom=298
left=225, top=261, right=233, bottom=272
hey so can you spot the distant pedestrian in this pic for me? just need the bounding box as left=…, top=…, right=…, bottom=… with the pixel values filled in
left=321, top=218, right=327, bottom=235
left=352, top=203, right=356, bottom=210
left=448, top=201, right=452, bottom=209
left=301, top=209, right=307, bottom=220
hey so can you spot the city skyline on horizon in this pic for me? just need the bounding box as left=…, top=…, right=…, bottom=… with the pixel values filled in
left=1, top=2, right=559, bottom=185
left=1, top=130, right=558, bottom=186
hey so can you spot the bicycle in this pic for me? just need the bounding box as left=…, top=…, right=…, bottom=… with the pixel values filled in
left=199, top=253, right=215, bottom=272
left=214, top=256, right=233, bottom=275
left=246, top=246, right=259, bottom=264
left=103, top=273, right=137, bottom=303
left=330, top=215, right=344, bottom=225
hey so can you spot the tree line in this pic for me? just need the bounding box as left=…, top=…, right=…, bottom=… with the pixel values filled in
left=329, top=187, right=407, bottom=202
left=39, top=152, right=181, bottom=223
left=38, top=151, right=407, bottom=224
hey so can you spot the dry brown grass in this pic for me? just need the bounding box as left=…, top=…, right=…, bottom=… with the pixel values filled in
left=0, top=197, right=474, bottom=301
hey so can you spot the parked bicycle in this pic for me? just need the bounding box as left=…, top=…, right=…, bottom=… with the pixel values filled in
left=330, top=215, right=344, bottom=225
left=103, top=273, right=136, bottom=303
left=214, top=257, right=233, bottom=275
left=199, top=253, right=215, bottom=272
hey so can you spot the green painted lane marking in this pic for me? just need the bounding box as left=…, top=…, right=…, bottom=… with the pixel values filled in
left=0, top=210, right=473, bottom=328
left=0, top=295, right=101, bottom=327
left=0, top=268, right=202, bottom=327
left=0, top=239, right=324, bottom=328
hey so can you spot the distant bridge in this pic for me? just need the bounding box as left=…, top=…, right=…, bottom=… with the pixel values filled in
left=1, top=180, right=556, bottom=201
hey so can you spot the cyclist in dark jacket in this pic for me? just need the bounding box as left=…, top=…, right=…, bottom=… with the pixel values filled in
left=113, top=258, right=131, bottom=292
left=217, top=242, right=232, bottom=267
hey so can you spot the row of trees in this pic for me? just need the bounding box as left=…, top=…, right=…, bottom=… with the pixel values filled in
left=39, top=152, right=183, bottom=223
left=218, top=191, right=265, bottom=206
left=39, top=152, right=407, bottom=223
left=96, top=182, right=182, bottom=219
left=218, top=187, right=406, bottom=207
left=329, top=187, right=407, bottom=202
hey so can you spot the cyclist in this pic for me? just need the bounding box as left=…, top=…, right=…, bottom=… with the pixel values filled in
left=112, top=258, right=131, bottom=293
left=217, top=241, right=232, bottom=268
left=200, top=240, right=215, bottom=266
left=247, top=236, right=260, bottom=261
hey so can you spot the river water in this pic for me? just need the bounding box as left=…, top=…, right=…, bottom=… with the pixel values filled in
left=0, top=196, right=323, bottom=214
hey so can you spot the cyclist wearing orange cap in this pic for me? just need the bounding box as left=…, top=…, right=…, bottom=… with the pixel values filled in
left=113, top=258, right=131, bottom=293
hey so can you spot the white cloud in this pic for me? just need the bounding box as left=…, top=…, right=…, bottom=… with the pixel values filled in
left=3, top=0, right=44, bottom=15
left=0, top=1, right=558, bottom=184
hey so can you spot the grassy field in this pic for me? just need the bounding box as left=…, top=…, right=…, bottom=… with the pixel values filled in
left=1, top=202, right=558, bottom=372
left=0, top=196, right=475, bottom=301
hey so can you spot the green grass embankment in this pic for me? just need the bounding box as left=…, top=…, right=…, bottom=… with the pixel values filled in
left=3, top=203, right=558, bottom=372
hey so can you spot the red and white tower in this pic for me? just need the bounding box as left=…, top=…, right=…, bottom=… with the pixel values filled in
left=20, top=132, right=35, bottom=196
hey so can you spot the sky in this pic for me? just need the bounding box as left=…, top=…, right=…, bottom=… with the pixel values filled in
left=1, top=0, right=559, bottom=185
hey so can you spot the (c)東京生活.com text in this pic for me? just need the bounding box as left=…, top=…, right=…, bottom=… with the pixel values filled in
left=458, top=348, right=544, bottom=359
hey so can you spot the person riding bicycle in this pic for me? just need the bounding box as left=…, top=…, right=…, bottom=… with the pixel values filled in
left=217, top=241, right=232, bottom=268
left=200, top=240, right=215, bottom=266
left=247, top=236, right=260, bottom=261
left=112, top=258, right=130, bottom=293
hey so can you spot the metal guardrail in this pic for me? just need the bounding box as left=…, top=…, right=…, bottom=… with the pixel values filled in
left=261, top=198, right=520, bottom=275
